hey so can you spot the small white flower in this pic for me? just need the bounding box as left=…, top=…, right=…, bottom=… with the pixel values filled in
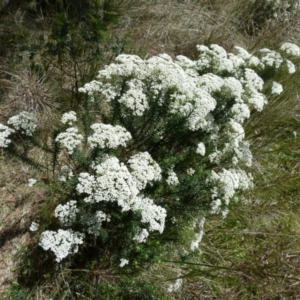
left=29, top=221, right=39, bottom=232
left=196, top=142, right=205, bottom=156
left=28, top=178, right=37, bottom=187
left=8, top=111, right=37, bottom=136
left=0, top=124, right=15, bottom=148
left=286, top=60, right=296, bottom=74
left=166, top=169, right=179, bottom=186
left=119, top=258, right=129, bottom=267
left=186, top=168, right=195, bottom=176
left=61, top=111, right=77, bottom=125
left=271, top=81, right=283, bottom=95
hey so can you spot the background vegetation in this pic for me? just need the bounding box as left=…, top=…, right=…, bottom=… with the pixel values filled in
left=1, top=0, right=300, bottom=299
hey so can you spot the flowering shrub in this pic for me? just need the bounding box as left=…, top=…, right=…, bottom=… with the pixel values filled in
left=1, top=43, right=299, bottom=265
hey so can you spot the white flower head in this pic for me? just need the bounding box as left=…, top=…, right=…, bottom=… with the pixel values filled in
left=28, top=178, right=37, bottom=187
left=55, top=127, right=83, bottom=155
left=166, top=168, right=179, bottom=186
left=132, top=196, right=166, bottom=233
left=39, top=229, right=84, bottom=262
left=88, top=123, right=132, bottom=149
left=280, top=43, right=300, bottom=57
left=120, top=258, right=129, bottom=267
left=78, top=156, right=139, bottom=210
left=196, top=142, right=206, bottom=156
left=29, top=221, right=39, bottom=232
left=260, top=49, right=283, bottom=69
left=0, top=124, right=15, bottom=148
left=286, top=59, right=296, bottom=74
left=7, top=111, right=37, bottom=136
left=128, top=152, right=162, bottom=190
left=231, top=103, right=250, bottom=123
left=211, top=198, right=222, bottom=214
left=271, top=81, right=283, bottom=95
left=55, top=200, right=78, bottom=226
left=61, top=111, right=77, bottom=125
left=118, top=79, right=148, bottom=116
left=133, top=228, right=149, bottom=243
left=186, top=168, right=195, bottom=176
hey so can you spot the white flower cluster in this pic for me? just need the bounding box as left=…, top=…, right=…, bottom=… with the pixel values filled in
left=209, top=168, right=253, bottom=212
left=61, top=111, right=77, bottom=125
left=77, top=156, right=139, bottom=208
left=186, top=168, right=195, bottom=176
left=133, top=228, right=149, bottom=243
left=80, top=53, right=217, bottom=131
left=280, top=42, right=300, bottom=57
left=55, top=127, right=83, bottom=155
left=119, top=79, right=148, bottom=116
left=132, top=196, right=166, bottom=234
left=209, top=119, right=252, bottom=167
left=196, top=44, right=239, bottom=74
left=55, top=200, right=79, bottom=226
left=234, top=46, right=263, bottom=69
left=258, top=47, right=296, bottom=74
left=88, top=123, right=132, bottom=149
left=55, top=111, right=83, bottom=154
left=260, top=48, right=284, bottom=69
left=166, top=168, right=179, bottom=186
left=128, top=152, right=162, bottom=190
left=0, top=124, right=15, bottom=148
left=7, top=111, right=37, bottom=136
left=39, top=229, right=84, bottom=262
left=76, top=154, right=166, bottom=242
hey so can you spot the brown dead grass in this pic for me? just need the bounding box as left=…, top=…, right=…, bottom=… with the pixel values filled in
left=0, top=156, right=45, bottom=293
left=112, top=0, right=300, bottom=60
left=114, top=0, right=248, bottom=58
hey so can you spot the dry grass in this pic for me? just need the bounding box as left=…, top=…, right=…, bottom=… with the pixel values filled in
left=113, top=0, right=248, bottom=58
left=112, top=0, right=300, bottom=59
left=0, top=156, right=45, bottom=294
